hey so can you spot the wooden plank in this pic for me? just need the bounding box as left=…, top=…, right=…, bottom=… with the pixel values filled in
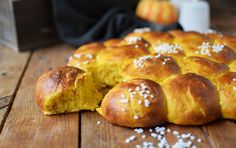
left=13, top=0, right=60, bottom=51
left=0, top=44, right=78, bottom=148
left=209, top=0, right=236, bottom=34
left=0, top=44, right=29, bottom=98
left=206, top=1, right=236, bottom=147
left=0, top=0, right=59, bottom=52
left=0, top=44, right=30, bottom=127
left=81, top=112, right=213, bottom=148
left=203, top=120, right=236, bottom=148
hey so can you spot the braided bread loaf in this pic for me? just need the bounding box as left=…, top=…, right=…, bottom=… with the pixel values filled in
left=36, top=29, right=236, bottom=127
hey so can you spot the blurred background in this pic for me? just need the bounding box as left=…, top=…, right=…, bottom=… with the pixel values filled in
left=0, top=0, right=235, bottom=52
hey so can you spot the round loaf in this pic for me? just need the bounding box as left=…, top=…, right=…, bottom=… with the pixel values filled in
left=36, top=66, right=103, bottom=115
left=126, top=31, right=174, bottom=46
left=182, top=56, right=229, bottom=79
left=162, top=73, right=221, bottom=125
left=97, top=79, right=167, bottom=128
left=214, top=72, right=236, bottom=119
left=67, top=42, right=104, bottom=71
left=122, top=54, right=180, bottom=83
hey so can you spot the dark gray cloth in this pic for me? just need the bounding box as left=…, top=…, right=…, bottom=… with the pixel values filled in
left=52, top=0, right=182, bottom=46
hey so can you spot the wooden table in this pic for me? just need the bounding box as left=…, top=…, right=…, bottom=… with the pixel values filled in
left=1, top=3, right=236, bottom=148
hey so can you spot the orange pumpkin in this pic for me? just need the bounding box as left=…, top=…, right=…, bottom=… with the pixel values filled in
left=136, top=0, right=178, bottom=25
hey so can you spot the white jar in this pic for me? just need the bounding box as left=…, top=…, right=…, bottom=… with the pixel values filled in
left=179, top=0, right=210, bottom=32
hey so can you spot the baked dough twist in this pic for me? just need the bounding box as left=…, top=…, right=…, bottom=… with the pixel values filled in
left=36, top=29, right=236, bottom=127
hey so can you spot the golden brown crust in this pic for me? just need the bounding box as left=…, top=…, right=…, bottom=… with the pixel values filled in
left=125, top=30, right=159, bottom=39
left=75, top=42, right=105, bottom=54
left=35, top=66, right=85, bottom=110
left=169, top=30, right=209, bottom=43
left=99, top=79, right=167, bottom=127
left=122, top=54, right=180, bottom=83
left=103, top=37, right=151, bottom=49
left=162, top=73, right=221, bottom=125
left=36, top=29, right=236, bottom=126
left=67, top=42, right=104, bottom=70
left=183, top=56, right=229, bottom=79
left=97, top=44, right=150, bottom=63
left=215, top=72, right=236, bottom=119
left=195, top=46, right=236, bottom=64
left=103, top=38, right=123, bottom=47
left=221, top=35, right=236, bottom=52
left=126, top=31, right=174, bottom=45
left=123, top=36, right=151, bottom=49
left=208, top=34, right=236, bottom=52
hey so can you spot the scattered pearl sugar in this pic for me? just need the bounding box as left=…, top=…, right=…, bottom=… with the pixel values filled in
left=153, top=43, right=182, bottom=54
left=181, top=133, right=191, bottom=139
left=143, top=141, right=154, bottom=148
left=120, top=99, right=129, bottom=104
left=133, top=27, right=151, bottom=33
left=158, top=137, right=169, bottom=148
left=96, top=121, right=101, bottom=125
left=125, top=83, right=154, bottom=109
left=86, top=53, right=94, bottom=59
left=138, top=100, right=142, bottom=105
left=197, top=138, right=202, bottom=143
left=74, top=54, right=81, bottom=59
left=196, top=42, right=225, bottom=57
left=233, top=86, right=236, bottom=91
left=190, top=136, right=195, bottom=140
left=151, top=133, right=158, bottom=138
left=157, top=135, right=162, bottom=140
left=172, top=139, right=192, bottom=148
left=155, top=53, right=161, bottom=58
left=212, top=44, right=224, bottom=53
left=124, top=126, right=202, bottom=148
left=173, top=131, right=179, bottom=135
left=136, top=86, right=141, bottom=91
left=83, top=61, right=89, bottom=64
left=160, top=131, right=165, bottom=135
left=121, top=94, right=126, bottom=99
left=135, top=128, right=144, bottom=134
left=121, top=108, right=126, bottom=111
left=146, top=90, right=150, bottom=94
left=134, top=115, right=139, bottom=120
left=125, top=135, right=136, bottom=143
left=127, top=37, right=141, bottom=44
left=144, top=99, right=150, bottom=107
left=143, top=94, right=148, bottom=99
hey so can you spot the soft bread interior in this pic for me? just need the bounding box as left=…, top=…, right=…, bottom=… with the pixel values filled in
left=43, top=73, right=103, bottom=115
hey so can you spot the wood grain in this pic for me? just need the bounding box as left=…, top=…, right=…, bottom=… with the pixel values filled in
left=0, top=44, right=78, bottom=148
left=0, top=44, right=30, bottom=98
left=0, top=44, right=30, bottom=128
left=209, top=0, right=236, bottom=34
left=203, top=120, right=236, bottom=148
left=81, top=112, right=222, bottom=148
